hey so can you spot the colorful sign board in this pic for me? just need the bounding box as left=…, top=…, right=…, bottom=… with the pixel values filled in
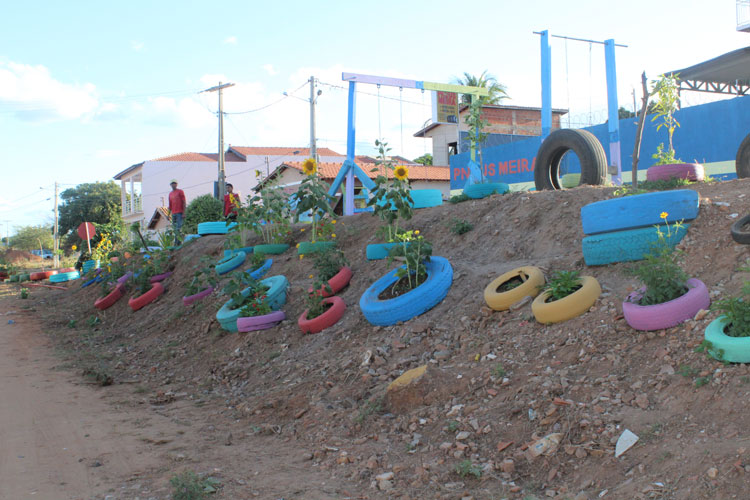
left=432, top=91, right=459, bottom=124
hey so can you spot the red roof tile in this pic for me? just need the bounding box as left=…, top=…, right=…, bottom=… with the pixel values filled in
left=151, top=152, right=243, bottom=162
left=229, top=146, right=343, bottom=158
left=284, top=161, right=450, bottom=181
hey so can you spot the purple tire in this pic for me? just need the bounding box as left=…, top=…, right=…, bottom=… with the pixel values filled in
left=622, top=278, right=710, bottom=331
left=182, top=286, right=214, bottom=306
left=117, top=271, right=133, bottom=285
left=237, top=310, right=286, bottom=332
left=150, top=271, right=173, bottom=283
left=646, top=163, right=704, bottom=182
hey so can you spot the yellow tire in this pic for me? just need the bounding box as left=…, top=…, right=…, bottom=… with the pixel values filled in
left=484, top=266, right=545, bottom=311
left=531, top=275, right=601, bottom=324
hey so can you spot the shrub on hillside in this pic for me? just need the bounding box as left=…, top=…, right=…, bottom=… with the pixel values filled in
left=183, top=194, right=223, bottom=234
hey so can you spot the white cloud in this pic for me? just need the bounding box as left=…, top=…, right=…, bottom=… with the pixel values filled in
left=223, top=36, right=237, bottom=45
left=147, top=95, right=215, bottom=129
left=262, top=64, right=278, bottom=76
left=131, top=41, right=145, bottom=51
left=0, top=61, right=99, bottom=121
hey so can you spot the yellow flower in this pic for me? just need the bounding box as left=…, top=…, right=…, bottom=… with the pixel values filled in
left=308, top=274, right=314, bottom=279
left=71, top=245, right=77, bottom=251
left=299, top=255, right=304, bottom=260
left=331, top=220, right=337, bottom=224
left=414, top=230, right=420, bottom=235
left=331, top=233, right=336, bottom=238
left=394, top=165, right=409, bottom=181
left=296, top=243, right=300, bottom=248
left=302, top=157, right=318, bottom=176
left=300, top=228, right=305, bottom=232
left=660, top=211, right=668, bottom=219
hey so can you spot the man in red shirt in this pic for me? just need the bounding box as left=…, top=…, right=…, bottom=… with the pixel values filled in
left=223, top=183, right=240, bottom=220
left=168, top=179, right=186, bottom=242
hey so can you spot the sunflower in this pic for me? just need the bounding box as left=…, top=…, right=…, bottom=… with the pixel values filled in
left=71, top=244, right=77, bottom=251
left=302, top=158, right=318, bottom=176
left=394, top=165, right=409, bottom=181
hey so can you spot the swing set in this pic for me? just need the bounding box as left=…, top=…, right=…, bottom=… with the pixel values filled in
left=326, top=72, right=489, bottom=216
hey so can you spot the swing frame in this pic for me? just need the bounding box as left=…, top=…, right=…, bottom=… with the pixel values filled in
left=328, top=72, right=489, bottom=216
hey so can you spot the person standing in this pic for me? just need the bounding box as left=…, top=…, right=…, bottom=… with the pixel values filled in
left=223, top=183, right=241, bottom=220
left=168, top=179, right=186, bottom=243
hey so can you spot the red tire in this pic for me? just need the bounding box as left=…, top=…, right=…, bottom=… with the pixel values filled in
left=309, top=266, right=353, bottom=297
left=30, top=272, right=47, bottom=281
left=44, top=270, right=58, bottom=279
left=298, top=296, right=346, bottom=334
left=60, top=267, right=76, bottom=273
left=128, top=282, right=165, bottom=311
left=646, top=163, right=704, bottom=182
left=95, top=284, right=125, bottom=311
left=623, top=278, right=710, bottom=331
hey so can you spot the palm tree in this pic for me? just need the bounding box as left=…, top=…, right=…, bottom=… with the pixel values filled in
left=454, top=71, right=509, bottom=105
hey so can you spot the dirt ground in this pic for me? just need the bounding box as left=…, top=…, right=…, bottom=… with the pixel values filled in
left=3, top=178, right=750, bottom=499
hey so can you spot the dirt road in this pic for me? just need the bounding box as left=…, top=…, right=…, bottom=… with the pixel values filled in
left=0, top=301, right=158, bottom=500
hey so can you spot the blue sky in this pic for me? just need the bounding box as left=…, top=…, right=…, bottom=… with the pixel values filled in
left=1, top=0, right=747, bottom=234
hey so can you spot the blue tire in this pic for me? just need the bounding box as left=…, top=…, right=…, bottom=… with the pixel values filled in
left=184, top=234, right=201, bottom=242
left=81, top=276, right=103, bottom=288
left=215, top=251, right=246, bottom=275
left=366, top=242, right=399, bottom=261
left=581, top=189, right=699, bottom=235
left=82, top=259, right=100, bottom=274
left=582, top=224, right=689, bottom=266
left=359, top=256, right=453, bottom=326
left=216, top=274, right=288, bottom=332
left=198, top=221, right=238, bottom=235
left=50, top=271, right=80, bottom=283
left=242, top=258, right=273, bottom=282
left=224, top=246, right=253, bottom=258
left=463, top=183, right=509, bottom=199
left=410, top=189, right=443, bottom=208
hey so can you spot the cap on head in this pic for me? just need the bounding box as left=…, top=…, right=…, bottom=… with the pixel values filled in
left=170, top=179, right=178, bottom=185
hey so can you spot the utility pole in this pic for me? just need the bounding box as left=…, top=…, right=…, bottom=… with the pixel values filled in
left=309, top=76, right=317, bottom=162
left=265, top=156, right=270, bottom=177
left=53, top=182, right=59, bottom=268
left=3, top=220, right=9, bottom=248
left=200, top=82, right=235, bottom=200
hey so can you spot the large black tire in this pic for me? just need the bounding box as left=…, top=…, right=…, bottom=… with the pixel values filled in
left=534, top=129, right=607, bottom=190
left=737, top=133, right=750, bottom=179
left=731, top=213, right=750, bottom=244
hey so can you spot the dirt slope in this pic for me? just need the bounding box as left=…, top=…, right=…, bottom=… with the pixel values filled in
left=25, top=178, right=750, bottom=499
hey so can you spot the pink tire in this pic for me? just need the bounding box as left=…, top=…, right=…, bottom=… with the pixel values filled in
left=236, top=311, right=286, bottom=332
left=150, top=271, right=173, bottom=283
left=182, top=286, right=214, bottom=306
left=622, top=278, right=710, bottom=331
left=646, top=163, right=704, bottom=182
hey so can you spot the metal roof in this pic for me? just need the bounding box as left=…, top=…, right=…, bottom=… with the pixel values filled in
left=670, top=46, right=750, bottom=95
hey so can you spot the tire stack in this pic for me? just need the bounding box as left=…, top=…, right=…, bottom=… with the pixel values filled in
left=580, top=190, right=700, bottom=266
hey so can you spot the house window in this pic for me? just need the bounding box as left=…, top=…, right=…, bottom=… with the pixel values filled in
left=448, top=142, right=458, bottom=156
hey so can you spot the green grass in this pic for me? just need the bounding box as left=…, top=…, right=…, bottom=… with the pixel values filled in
left=491, top=363, right=506, bottom=378
left=170, top=471, right=220, bottom=500
left=454, top=459, right=482, bottom=479
left=449, top=218, right=473, bottom=235
left=355, top=398, right=383, bottom=424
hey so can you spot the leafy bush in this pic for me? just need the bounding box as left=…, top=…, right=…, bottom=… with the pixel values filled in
left=542, top=270, right=582, bottom=302
left=312, top=247, right=348, bottom=281
left=712, top=281, right=750, bottom=337
left=183, top=195, right=223, bottom=234
left=170, top=471, right=220, bottom=500
left=449, top=193, right=470, bottom=204
left=449, top=218, right=473, bottom=235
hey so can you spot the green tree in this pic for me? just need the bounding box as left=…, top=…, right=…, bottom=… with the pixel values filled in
left=58, top=182, right=123, bottom=245
left=454, top=71, right=508, bottom=105
left=9, top=225, right=54, bottom=251
left=183, top=194, right=223, bottom=234
left=413, top=153, right=433, bottom=166
left=618, top=107, right=636, bottom=119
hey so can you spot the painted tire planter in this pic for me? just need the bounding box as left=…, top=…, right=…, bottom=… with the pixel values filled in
left=128, top=282, right=165, bottom=312
left=242, top=258, right=273, bottom=283
left=197, top=221, right=238, bottom=235
left=184, top=234, right=201, bottom=242
left=704, top=316, right=750, bottom=363
left=237, top=310, right=286, bottom=333
left=216, top=275, right=288, bottom=332
left=30, top=271, right=56, bottom=281
left=580, top=189, right=699, bottom=235
left=531, top=276, right=601, bottom=324
left=410, top=189, right=443, bottom=208
left=622, top=278, right=709, bottom=331
left=60, top=267, right=76, bottom=273
left=310, top=267, right=353, bottom=297
left=298, top=296, right=346, bottom=334
left=464, top=182, right=510, bottom=199
left=50, top=271, right=80, bottom=283
left=9, top=275, right=19, bottom=282
left=297, top=241, right=335, bottom=255
left=731, top=213, right=750, bottom=245
left=183, top=286, right=214, bottom=306
left=366, top=242, right=398, bottom=261
left=81, top=276, right=103, bottom=288
left=561, top=173, right=581, bottom=188
left=254, top=243, right=289, bottom=255
left=216, top=251, right=247, bottom=275
left=359, top=256, right=453, bottom=326
left=582, top=224, right=689, bottom=266
left=224, top=246, right=253, bottom=258
left=646, top=163, right=704, bottom=182
left=82, top=259, right=100, bottom=274
left=18, top=273, right=30, bottom=282
left=116, top=271, right=133, bottom=285
left=484, top=266, right=545, bottom=311
left=150, top=271, right=173, bottom=283
left=95, top=284, right=125, bottom=311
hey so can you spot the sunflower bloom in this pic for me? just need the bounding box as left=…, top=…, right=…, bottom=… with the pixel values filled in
left=660, top=211, right=668, bottom=219
left=414, top=230, right=420, bottom=235
left=331, top=220, right=337, bottom=224
left=394, top=165, right=409, bottom=181
left=331, top=233, right=336, bottom=238
left=302, top=158, right=318, bottom=176
left=72, top=245, right=77, bottom=251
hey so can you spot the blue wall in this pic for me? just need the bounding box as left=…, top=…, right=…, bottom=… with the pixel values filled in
left=450, top=96, right=750, bottom=189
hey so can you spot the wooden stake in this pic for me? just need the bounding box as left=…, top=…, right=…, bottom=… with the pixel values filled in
left=631, top=72, right=650, bottom=189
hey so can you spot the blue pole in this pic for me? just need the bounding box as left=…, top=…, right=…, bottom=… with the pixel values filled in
left=344, top=81, right=357, bottom=215
left=605, top=39, right=622, bottom=185
left=540, top=30, right=552, bottom=139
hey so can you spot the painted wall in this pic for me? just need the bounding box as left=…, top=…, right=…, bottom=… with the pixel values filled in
left=449, top=96, right=750, bottom=189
